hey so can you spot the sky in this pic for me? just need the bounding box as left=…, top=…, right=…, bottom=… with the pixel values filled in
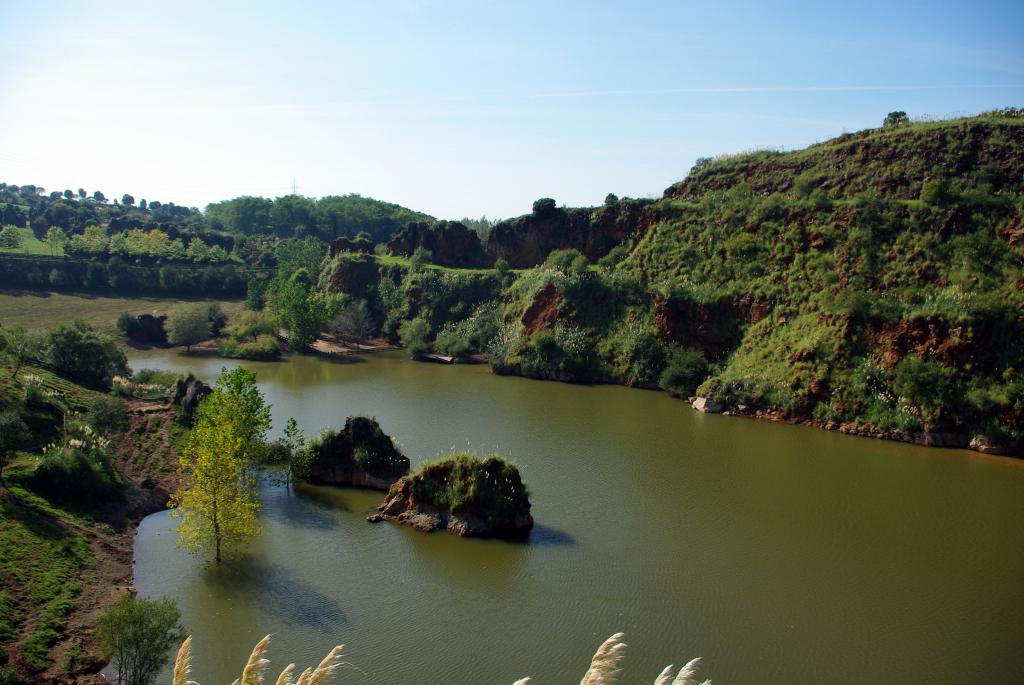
left=0, top=1, right=1022, bottom=220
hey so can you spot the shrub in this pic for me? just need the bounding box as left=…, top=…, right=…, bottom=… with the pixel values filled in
left=86, top=396, right=128, bottom=437
left=218, top=337, right=281, bottom=360
left=46, top=321, right=129, bottom=389
left=544, top=248, right=588, bottom=274
left=31, top=442, right=121, bottom=505
left=410, top=246, right=432, bottom=271
left=398, top=317, right=430, bottom=357
left=660, top=347, right=709, bottom=395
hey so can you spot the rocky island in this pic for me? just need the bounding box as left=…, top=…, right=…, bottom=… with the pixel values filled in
left=368, top=452, right=533, bottom=537
left=304, top=416, right=411, bottom=490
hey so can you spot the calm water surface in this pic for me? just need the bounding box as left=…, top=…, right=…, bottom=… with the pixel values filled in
left=130, top=350, right=1024, bottom=684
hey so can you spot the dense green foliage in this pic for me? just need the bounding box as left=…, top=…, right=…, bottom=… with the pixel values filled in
left=205, top=193, right=431, bottom=243
left=45, top=321, right=128, bottom=389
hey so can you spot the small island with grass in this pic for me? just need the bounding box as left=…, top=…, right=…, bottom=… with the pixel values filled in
left=368, top=452, right=533, bottom=537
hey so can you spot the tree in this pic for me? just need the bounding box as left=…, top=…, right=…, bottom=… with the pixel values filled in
left=398, top=317, right=430, bottom=357
left=1, top=326, right=42, bottom=379
left=63, top=189, right=74, bottom=200
left=139, top=199, right=148, bottom=210
left=205, top=302, right=228, bottom=336
left=272, top=417, right=310, bottom=487
left=93, top=190, right=106, bottom=203
left=122, top=193, right=135, bottom=206
left=234, top=310, right=276, bottom=342
left=883, top=111, right=909, bottom=128
left=0, top=225, right=22, bottom=248
left=77, top=188, right=87, bottom=199
left=97, top=594, right=184, bottom=685
left=167, top=305, right=211, bottom=352
left=0, top=409, right=29, bottom=486
left=46, top=321, right=129, bottom=389
left=170, top=367, right=270, bottom=562
left=267, top=271, right=341, bottom=348
left=45, top=226, right=66, bottom=255
left=329, top=299, right=375, bottom=349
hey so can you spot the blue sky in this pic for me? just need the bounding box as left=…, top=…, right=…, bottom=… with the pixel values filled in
left=0, top=0, right=1021, bottom=219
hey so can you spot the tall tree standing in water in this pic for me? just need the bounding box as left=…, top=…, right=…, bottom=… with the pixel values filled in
left=170, top=367, right=270, bottom=562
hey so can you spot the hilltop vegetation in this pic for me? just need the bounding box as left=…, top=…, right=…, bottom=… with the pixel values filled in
left=320, top=111, right=1024, bottom=453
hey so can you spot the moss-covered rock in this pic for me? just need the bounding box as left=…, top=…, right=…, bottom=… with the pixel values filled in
left=369, top=452, right=533, bottom=537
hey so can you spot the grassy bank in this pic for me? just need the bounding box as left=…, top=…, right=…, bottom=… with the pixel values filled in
left=0, top=290, right=243, bottom=335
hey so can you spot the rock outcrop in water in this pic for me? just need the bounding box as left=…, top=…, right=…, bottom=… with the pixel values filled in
left=171, top=374, right=211, bottom=422
left=304, top=416, right=410, bottom=490
left=368, top=453, right=533, bottom=537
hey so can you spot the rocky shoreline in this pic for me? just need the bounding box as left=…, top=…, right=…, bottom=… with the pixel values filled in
left=688, top=395, right=1020, bottom=457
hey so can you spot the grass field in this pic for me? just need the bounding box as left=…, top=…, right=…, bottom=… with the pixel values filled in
left=0, top=290, right=244, bottom=335
left=0, top=227, right=62, bottom=256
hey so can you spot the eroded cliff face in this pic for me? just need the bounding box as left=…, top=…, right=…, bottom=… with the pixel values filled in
left=387, top=220, right=488, bottom=267
left=304, top=416, right=410, bottom=490
left=484, top=199, right=654, bottom=268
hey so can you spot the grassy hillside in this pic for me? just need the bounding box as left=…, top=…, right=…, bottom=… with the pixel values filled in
left=322, top=111, right=1024, bottom=453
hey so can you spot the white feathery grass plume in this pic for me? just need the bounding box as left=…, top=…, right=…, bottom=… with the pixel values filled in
left=240, top=635, right=272, bottom=685
left=172, top=636, right=195, bottom=685
left=512, top=679, right=531, bottom=684
left=654, top=664, right=676, bottom=685
left=672, top=657, right=704, bottom=685
left=305, top=645, right=346, bottom=685
left=274, top=664, right=296, bottom=685
left=580, top=632, right=627, bottom=685
left=292, top=667, right=314, bottom=685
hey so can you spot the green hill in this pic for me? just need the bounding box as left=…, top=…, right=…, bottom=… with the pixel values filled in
left=323, top=111, right=1024, bottom=454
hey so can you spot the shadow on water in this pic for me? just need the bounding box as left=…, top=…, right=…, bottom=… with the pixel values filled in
left=261, top=489, right=343, bottom=531
left=524, top=523, right=576, bottom=547
left=203, top=555, right=348, bottom=630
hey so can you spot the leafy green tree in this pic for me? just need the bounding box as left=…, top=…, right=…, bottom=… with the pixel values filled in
left=167, top=305, right=211, bottom=353
left=0, top=225, right=22, bottom=248
left=494, top=257, right=510, bottom=277
left=121, top=193, right=135, bottom=206
left=206, top=302, right=228, bottom=336
left=46, top=321, right=128, bottom=389
left=170, top=367, right=270, bottom=561
left=97, top=594, right=184, bottom=685
left=268, top=270, right=341, bottom=347
left=883, top=111, right=909, bottom=127
left=92, top=190, right=106, bottom=202
left=77, top=188, right=86, bottom=199
left=399, top=317, right=430, bottom=357
left=1, top=326, right=41, bottom=379
left=0, top=409, right=29, bottom=486
left=45, top=226, right=66, bottom=255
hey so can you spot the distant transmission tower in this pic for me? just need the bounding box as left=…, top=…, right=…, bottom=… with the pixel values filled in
left=291, top=178, right=299, bottom=195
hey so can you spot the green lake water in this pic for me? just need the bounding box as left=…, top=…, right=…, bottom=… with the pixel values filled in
left=129, top=349, right=1024, bottom=684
